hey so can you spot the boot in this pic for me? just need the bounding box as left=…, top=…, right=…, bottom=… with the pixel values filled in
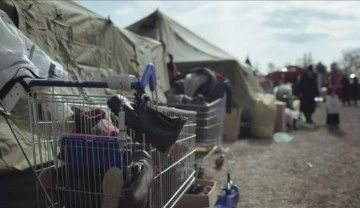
left=292, top=119, right=297, bottom=130
left=122, top=150, right=154, bottom=208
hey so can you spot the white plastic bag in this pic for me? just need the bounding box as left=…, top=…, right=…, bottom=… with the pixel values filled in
left=326, top=95, right=341, bottom=114
left=0, top=10, right=67, bottom=83
left=0, top=10, right=68, bottom=113
left=251, top=93, right=276, bottom=138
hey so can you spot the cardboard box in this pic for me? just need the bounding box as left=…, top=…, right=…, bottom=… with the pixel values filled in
left=223, top=107, right=242, bottom=142
left=275, top=101, right=286, bottom=132
left=175, top=179, right=218, bottom=208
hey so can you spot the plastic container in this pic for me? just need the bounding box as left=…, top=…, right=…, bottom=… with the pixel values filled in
left=60, top=134, right=126, bottom=171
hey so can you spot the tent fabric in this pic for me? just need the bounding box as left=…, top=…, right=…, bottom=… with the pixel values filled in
left=126, top=10, right=264, bottom=108
left=0, top=0, right=169, bottom=101
left=0, top=0, right=169, bottom=172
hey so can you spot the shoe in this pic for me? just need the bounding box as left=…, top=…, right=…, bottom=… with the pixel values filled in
left=303, top=123, right=315, bottom=129
left=38, top=167, right=55, bottom=190
left=123, top=150, right=154, bottom=208
left=102, top=167, right=123, bottom=208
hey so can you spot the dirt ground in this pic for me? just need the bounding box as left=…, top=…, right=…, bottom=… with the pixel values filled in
left=199, top=103, right=360, bottom=208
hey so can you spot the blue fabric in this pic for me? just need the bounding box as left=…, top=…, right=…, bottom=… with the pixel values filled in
left=61, top=135, right=126, bottom=171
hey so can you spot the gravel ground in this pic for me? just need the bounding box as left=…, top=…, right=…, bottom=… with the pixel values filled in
left=199, top=103, right=360, bottom=208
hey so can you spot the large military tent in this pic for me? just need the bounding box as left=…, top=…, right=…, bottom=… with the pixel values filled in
left=0, top=1, right=169, bottom=98
left=0, top=0, right=169, bottom=171
left=126, top=10, right=264, bottom=109
left=0, top=1, right=169, bottom=207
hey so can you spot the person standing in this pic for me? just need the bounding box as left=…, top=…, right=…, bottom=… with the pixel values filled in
left=350, top=76, right=359, bottom=106
left=167, top=54, right=181, bottom=83
left=341, top=74, right=351, bottom=106
left=326, top=63, right=342, bottom=128
left=167, top=54, right=185, bottom=94
left=298, top=65, right=319, bottom=124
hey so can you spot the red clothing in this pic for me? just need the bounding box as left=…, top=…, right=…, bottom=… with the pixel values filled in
left=327, top=86, right=342, bottom=98
left=327, top=70, right=343, bottom=98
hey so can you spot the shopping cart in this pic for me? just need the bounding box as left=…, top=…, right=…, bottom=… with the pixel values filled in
left=168, top=96, right=226, bottom=175
left=25, top=64, right=197, bottom=208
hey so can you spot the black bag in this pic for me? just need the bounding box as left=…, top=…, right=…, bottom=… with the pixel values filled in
left=107, top=95, right=186, bottom=152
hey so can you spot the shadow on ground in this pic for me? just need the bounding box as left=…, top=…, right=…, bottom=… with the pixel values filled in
left=327, top=127, right=347, bottom=138
left=246, top=138, right=274, bottom=146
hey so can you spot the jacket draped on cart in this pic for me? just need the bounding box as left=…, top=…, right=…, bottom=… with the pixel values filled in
left=183, top=67, right=232, bottom=113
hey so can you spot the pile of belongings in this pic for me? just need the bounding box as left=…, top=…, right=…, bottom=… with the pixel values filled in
left=273, top=83, right=300, bottom=130
left=54, top=94, right=186, bottom=208
left=165, top=67, right=232, bottom=113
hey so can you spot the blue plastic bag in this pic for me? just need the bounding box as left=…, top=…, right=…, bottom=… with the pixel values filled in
left=214, top=173, right=240, bottom=208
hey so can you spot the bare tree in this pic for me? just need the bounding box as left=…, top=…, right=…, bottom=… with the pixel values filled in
left=296, top=52, right=314, bottom=68
left=315, top=62, right=327, bottom=73
left=303, top=52, right=313, bottom=68
left=268, top=62, right=276, bottom=72
left=341, top=48, right=360, bottom=72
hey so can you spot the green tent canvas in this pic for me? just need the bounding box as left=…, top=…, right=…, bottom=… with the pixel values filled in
left=0, top=1, right=170, bottom=206
left=0, top=0, right=170, bottom=172
left=126, top=10, right=264, bottom=109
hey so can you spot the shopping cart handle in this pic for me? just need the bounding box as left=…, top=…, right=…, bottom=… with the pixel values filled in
left=27, top=75, right=137, bottom=91
left=27, top=63, right=157, bottom=91
left=27, top=79, right=108, bottom=88
left=131, top=63, right=157, bottom=91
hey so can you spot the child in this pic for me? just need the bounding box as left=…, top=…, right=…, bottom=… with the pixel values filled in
left=326, top=63, right=342, bottom=129
left=326, top=94, right=341, bottom=129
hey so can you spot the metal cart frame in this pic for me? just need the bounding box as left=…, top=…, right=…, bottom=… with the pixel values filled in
left=168, top=95, right=227, bottom=172
left=25, top=64, right=197, bottom=208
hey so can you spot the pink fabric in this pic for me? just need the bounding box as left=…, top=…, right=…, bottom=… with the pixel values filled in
left=97, top=119, right=119, bottom=136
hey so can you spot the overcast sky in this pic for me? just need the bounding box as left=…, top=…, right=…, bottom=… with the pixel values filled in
left=76, top=1, right=360, bottom=74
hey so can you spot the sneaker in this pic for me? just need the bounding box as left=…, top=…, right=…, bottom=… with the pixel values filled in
left=303, top=123, right=315, bottom=129
left=102, top=167, right=123, bottom=208
left=38, top=167, right=55, bottom=190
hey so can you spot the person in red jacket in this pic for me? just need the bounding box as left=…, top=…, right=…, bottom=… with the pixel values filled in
left=327, top=63, right=342, bottom=97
